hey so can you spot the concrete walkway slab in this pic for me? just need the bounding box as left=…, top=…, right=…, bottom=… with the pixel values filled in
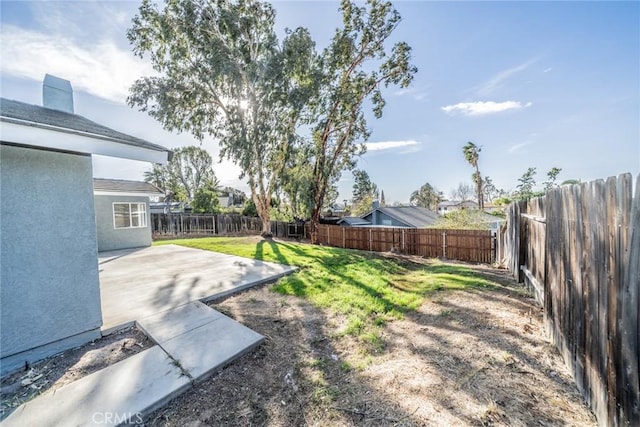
left=99, top=244, right=296, bottom=332
left=136, top=301, right=224, bottom=344
left=137, top=301, right=264, bottom=381
left=1, top=346, right=190, bottom=427
left=158, top=314, right=264, bottom=381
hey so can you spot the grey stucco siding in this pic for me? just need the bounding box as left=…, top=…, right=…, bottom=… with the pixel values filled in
left=0, top=144, right=102, bottom=372
left=94, top=195, right=152, bottom=252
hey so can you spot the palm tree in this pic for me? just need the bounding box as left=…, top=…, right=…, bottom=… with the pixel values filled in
left=463, top=141, right=484, bottom=210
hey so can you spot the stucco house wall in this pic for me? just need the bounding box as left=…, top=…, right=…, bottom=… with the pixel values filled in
left=0, top=144, right=102, bottom=373
left=94, top=195, right=152, bottom=252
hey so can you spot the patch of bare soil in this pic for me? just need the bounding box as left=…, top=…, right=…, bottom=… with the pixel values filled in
left=146, top=261, right=596, bottom=426
left=0, top=327, right=152, bottom=418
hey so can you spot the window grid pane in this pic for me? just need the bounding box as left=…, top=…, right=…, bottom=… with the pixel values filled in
left=114, top=203, right=131, bottom=228
left=113, top=203, right=147, bottom=229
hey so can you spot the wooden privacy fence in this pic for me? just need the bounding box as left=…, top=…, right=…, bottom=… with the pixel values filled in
left=501, top=173, right=639, bottom=426
left=151, top=213, right=299, bottom=239
left=314, top=224, right=495, bottom=263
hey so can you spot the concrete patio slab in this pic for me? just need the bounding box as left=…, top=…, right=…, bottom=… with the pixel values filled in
left=1, top=346, right=190, bottom=427
left=99, top=244, right=296, bottom=332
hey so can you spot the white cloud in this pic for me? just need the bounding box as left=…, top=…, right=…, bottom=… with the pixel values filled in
left=543, top=67, right=553, bottom=73
left=508, top=140, right=534, bottom=153
left=365, top=140, right=420, bottom=152
left=394, top=86, right=429, bottom=101
left=441, top=101, right=532, bottom=116
left=473, top=58, right=537, bottom=96
left=1, top=25, right=153, bottom=103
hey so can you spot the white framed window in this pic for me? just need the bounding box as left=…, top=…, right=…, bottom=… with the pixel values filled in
left=113, top=202, right=147, bottom=229
left=382, top=219, right=392, bottom=226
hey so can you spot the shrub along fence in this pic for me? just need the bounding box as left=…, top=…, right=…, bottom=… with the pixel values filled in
left=313, top=224, right=495, bottom=263
left=500, top=173, right=639, bottom=427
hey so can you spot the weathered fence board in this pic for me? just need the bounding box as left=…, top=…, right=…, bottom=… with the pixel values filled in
left=151, top=213, right=296, bottom=239
left=312, top=225, right=494, bottom=264
left=503, top=173, right=639, bottom=427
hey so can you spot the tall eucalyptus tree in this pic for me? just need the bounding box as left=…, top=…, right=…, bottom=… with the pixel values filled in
left=128, top=0, right=317, bottom=236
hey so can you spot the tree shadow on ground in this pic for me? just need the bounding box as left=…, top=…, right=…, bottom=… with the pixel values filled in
left=145, top=287, right=420, bottom=426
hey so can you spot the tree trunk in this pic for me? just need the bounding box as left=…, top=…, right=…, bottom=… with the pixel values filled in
left=253, top=194, right=272, bottom=238
left=475, top=166, right=484, bottom=210
left=310, top=207, right=321, bottom=244
left=261, top=215, right=272, bottom=239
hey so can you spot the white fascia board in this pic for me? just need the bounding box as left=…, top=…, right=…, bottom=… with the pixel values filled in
left=0, top=120, right=169, bottom=164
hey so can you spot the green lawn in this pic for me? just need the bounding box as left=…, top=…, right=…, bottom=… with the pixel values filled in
left=156, top=237, right=496, bottom=350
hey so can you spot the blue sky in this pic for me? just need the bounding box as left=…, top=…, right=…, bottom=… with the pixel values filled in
left=1, top=1, right=638, bottom=205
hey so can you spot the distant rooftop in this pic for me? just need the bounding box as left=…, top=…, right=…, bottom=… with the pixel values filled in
left=337, top=217, right=372, bottom=226
left=364, top=206, right=439, bottom=228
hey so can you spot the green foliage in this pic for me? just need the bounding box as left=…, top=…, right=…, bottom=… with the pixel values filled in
left=307, top=0, right=417, bottom=234
left=410, top=182, right=441, bottom=210
left=514, top=167, right=537, bottom=201
left=155, top=237, right=497, bottom=348
left=128, top=0, right=318, bottom=235
left=279, top=146, right=340, bottom=220
left=144, top=145, right=218, bottom=202
left=543, top=167, right=562, bottom=191
left=493, top=196, right=512, bottom=206
left=432, top=209, right=492, bottom=230
left=352, top=169, right=378, bottom=205
left=191, top=187, right=220, bottom=213
left=241, top=199, right=258, bottom=217
left=279, top=146, right=316, bottom=220
left=352, top=194, right=374, bottom=217
left=482, top=176, right=498, bottom=203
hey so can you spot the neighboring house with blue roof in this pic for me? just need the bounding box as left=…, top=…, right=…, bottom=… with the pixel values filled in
left=0, top=74, right=171, bottom=374
left=337, top=216, right=372, bottom=227
left=362, top=202, right=439, bottom=228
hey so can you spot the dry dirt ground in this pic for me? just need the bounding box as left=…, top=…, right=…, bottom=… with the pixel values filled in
left=147, top=260, right=597, bottom=427
left=0, top=327, right=152, bottom=419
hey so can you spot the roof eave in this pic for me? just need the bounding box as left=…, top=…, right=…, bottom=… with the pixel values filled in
left=1, top=118, right=170, bottom=164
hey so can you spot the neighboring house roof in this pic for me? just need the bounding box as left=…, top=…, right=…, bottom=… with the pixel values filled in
left=93, top=178, right=163, bottom=197
left=364, top=206, right=439, bottom=228
left=337, top=217, right=372, bottom=226
left=0, top=98, right=171, bottom=164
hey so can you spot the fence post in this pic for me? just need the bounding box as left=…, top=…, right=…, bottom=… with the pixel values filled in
left=327, top=226, right=330, bottom=246
left=343, top=228, right=346, bottom=248
left=402, top=229, right=405, bottom=251
left=442, top=231, right=447, bottom=259
left=369, top=229, right=372, bottom=251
